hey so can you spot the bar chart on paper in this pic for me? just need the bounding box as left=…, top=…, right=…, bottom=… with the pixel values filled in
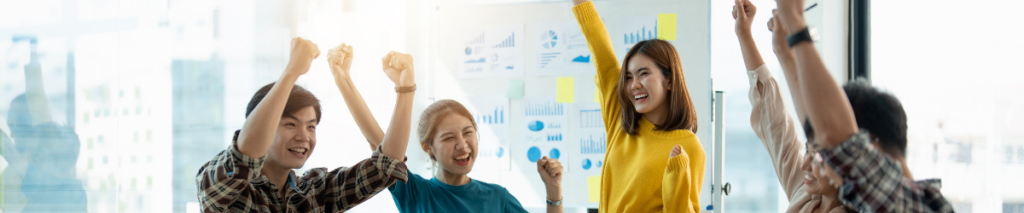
left=460, top=24, right=524, bottom=79
left=575, top=132, right=606, bottom=172
left=617, top=15, right=661, bottom=55
left=476, top=106, right=505, bottom=124
left=467, top=95, right=511, bottom=171
left=522, top=98, right=569, bottom=166
left=579, top=133, right=606, bottom=154
left=580, top=109, right=602, bottom=128
left=525, top=100, right=564, bottom=116
left=624, top=24, right=657, bottom=45
left=493, top=32, right=515, bottom=48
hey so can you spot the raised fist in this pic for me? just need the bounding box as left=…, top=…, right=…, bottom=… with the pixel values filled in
left=286, top=37, right=321, bottom=76
left=536, top=156, right=563, bottom=195
left=381, top=51, right=415, bottom=87
left=327, top=43, right=354, bottom=81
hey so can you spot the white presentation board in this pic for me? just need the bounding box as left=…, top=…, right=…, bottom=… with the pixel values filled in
left=424, top=0, right=711, bottom=210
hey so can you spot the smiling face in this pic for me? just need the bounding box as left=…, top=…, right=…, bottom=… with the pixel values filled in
left=800, top=144, right=839, bottom=196
left=422, top=114, right=478, bottom=176
left=624, top=53, right=671, bottom=116
left=266, top=106, right=318, bottom=170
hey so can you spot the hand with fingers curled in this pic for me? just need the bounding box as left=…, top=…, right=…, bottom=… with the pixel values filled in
left=381, top=51, right=416, bottom=88
left=536, top=156, right=564, bottom=201
left=732, top=0, right=757, bottom=36
left=285, top=37, right=321, bottom=76
left=768, top=10, right=794, bottom=58
left=327, top=43, right=355, bottom=83
left=669, top=144, right=683, bottom=159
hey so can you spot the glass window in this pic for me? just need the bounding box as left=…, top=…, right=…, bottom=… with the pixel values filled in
left=872, top=1, right=1024, bottom=212
left=1, top=1, right=413, bottom=212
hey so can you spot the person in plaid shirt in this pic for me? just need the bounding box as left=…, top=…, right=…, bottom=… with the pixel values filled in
left=195, top=37, right=415, bottom=212
left=772, top=0, right=954, bottom=211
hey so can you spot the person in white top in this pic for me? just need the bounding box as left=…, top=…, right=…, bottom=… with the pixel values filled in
left=733, top=0, right=847, bottom=212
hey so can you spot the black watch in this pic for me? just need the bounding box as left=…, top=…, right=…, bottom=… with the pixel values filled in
left=787, top=27, right=813, bottom=47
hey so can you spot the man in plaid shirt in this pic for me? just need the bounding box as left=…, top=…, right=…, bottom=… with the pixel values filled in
left=772, top=0, right=954, bottom=211
left=196, top=38, right=416, bottom=212
left=801, top=82, right=954, bottom=212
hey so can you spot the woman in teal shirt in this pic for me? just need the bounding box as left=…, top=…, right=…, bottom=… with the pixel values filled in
left=326, top=43, right=566, bottom=213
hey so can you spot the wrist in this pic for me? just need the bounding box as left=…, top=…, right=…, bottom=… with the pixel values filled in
left=545, top=186, right=561, bottom=199
left=736, top=30, right=753, bottom=40
left=279, top=70, right=300, bottom=82
left=546, top=194, right=562, bottom=201
left=334, top=76, right=352, bottom=88
left=781, top=16, right=807, bottom=32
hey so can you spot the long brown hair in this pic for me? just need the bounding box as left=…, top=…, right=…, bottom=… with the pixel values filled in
left=617, top=39, right=698, bottom=135
left=416, top=99, right=477, bottom=161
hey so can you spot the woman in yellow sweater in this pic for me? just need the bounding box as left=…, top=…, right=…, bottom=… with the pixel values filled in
left=571, top=0, right=705, bottom=212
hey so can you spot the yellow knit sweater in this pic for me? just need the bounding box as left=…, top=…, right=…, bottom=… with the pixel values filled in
left=572, top=2, right=705, bottom=212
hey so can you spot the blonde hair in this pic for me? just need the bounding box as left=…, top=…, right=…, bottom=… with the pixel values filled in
left=417, top=99, right=477, bottom=161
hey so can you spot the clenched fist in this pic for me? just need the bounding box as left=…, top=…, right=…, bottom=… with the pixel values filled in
left=285, top=37, right=321, bottom=76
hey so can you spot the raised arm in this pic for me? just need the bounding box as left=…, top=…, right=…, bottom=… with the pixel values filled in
left=571, top=0, right=623, bottom=133
left=236, top=37, right=320, bottom=158
left=536, top=156, right=565, bottom=213
left=768, top=10, right=808, bottom=122
left=328, top=44, right=386, bottom=151
left=775, top=0, right=857, bottom=149
left=734, top=0, right=765, bottom=72
left=742, top=15, right=809, bottom=200
left=23, top=57, right=52, bottom=125
left=377, top=51, right=416, bottom=160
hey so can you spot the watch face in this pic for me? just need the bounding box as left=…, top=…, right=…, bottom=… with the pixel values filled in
left=809, top=27, right=820, bottom=41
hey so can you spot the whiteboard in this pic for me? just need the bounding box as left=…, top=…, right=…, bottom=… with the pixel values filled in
left=421, top=0, right=711, bottom=210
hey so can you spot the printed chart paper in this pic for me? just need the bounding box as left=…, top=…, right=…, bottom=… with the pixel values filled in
left=520, top=98, right=568, bottom=169
left=460, top=24, right=525, bottom=79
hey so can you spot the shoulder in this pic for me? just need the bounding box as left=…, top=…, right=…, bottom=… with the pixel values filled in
left=471, top=179, right=513, bottom=195
left=295, top=168, right=330, bottom=189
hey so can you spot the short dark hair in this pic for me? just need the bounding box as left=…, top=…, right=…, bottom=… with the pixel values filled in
left=245, top=83, right=321, bottom=124
left=843, top=80, right=907, bottom=158
left=617, top=39, right=698, bottom=134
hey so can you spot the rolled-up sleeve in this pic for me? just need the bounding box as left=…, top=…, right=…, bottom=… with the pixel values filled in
left=195, top=144, right=266, bottom=212
left=317, top=144, right=409, bottom=211
left=746, top=64, right=807, bottom=201
left=819, top=131, right=954, bottom=212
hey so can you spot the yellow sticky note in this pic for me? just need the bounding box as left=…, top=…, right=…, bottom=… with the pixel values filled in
left=657, top=13, right=677, bottom=40
left=556, top=77, right=575, bottom=103
left=594, top=89, right=601, bottom=103
left=588, top=175, right=601, bottom=202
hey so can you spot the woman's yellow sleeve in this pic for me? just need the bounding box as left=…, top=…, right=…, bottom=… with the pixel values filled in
left=572, top=1, right=621, bottom=134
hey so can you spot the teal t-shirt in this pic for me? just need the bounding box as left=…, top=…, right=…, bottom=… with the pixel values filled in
left=388, top=172, right=528, bottom=213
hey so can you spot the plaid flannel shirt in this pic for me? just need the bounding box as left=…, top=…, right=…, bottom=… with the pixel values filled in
left=195, top=143, right=408, bottom=213
left=819, top=131, right=954, bottom=213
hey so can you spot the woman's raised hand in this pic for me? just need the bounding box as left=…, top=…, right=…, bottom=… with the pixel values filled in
left=381, top=51, right=415, bottom=87
left=536, top=156, right=563, bottom=201
left=732, top=0, right=757, bottom=36
left=327, top=43, right=354, bottom=82
left=769, top=10, right=793, bottom=57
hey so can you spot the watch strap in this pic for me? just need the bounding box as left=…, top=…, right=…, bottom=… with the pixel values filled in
left=787, top=27, right=813, bottom=47
left=546, top=197, right=562, bottom=206
left=395, top=85, right=416, bottom=93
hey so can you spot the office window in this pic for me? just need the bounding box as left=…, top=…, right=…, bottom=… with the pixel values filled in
left=872, top=1, right=1024, bottom=212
